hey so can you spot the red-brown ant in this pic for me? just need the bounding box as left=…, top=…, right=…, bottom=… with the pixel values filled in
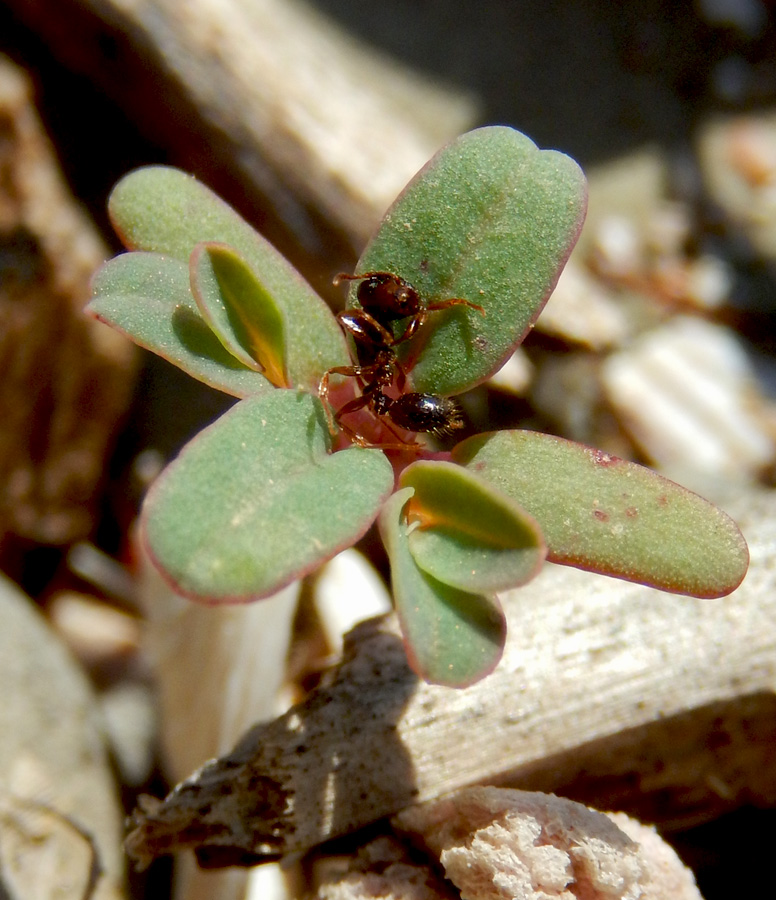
left=319, top=271, right=483, bottom=449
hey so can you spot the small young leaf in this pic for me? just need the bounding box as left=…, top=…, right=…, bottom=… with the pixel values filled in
left=379, top=488, right=506, bottom=687
left=143, top=391, right=394, bottom=602
left=399, top=460, right=546, bottom=593
left=190, top=243, right=288, bottom=387
left=89, top=252, right=272, bottom=397
left=453, top=431, right=750, bottom=598
left=352, top=126, right=587, bottom=395
left=108, top=166, right=348, bottom=391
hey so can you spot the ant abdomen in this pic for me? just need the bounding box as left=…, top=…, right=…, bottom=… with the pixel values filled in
left=383, top=393, right=465, bottom=436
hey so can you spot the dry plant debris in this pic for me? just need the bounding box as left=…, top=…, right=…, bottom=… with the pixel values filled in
left=4, top=0, right=475, bottom=248
left=0, top=55, right=135, bottom=546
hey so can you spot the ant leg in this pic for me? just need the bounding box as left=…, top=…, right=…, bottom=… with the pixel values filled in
left=319, top=365, right=370, bottom=436
left=390, top=299, right=485, bottom=344
left=392, top=314, right=423, bottom=345
left=334, top=393, right=372, bottom=419
left=393, top=297, right=486, bottom=354
left=336, top=420, right=422, bottom=452
left=426, top=297, right=486, bottom=316
left=332, top=393, right=382, bottom=448
left=335, top=391, right=423, bottom=451
left=318, top=368, right=339, bottom=435
left=333, top=271, right=394, bottom=285
left=393, top=356, right=409, bottom=392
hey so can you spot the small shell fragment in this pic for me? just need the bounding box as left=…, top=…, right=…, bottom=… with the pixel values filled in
left=47, top=591, right=140, bottom=668
left=576, top=149, right=671, bottom=261
left=392, top=787, right=702, bottom=900
left=602, top=316, right=776, bottom=483
left=680, top=254, right=732, bottom=310
left=574, top=147, right=732, bottom=312
left=591, top=214, right=644, bottom=280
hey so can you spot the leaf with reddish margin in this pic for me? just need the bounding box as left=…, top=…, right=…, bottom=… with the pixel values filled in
left=453, top=430, right=749, bottom=598
left=190, top=242, right=288, bottom=387
left=89, top=252, right=272, bottom=398
left=143, top=391, right=394, bottom=602
left=351, top=126, right=587, bottom=395
left=379, top=488, right=506, bottom=687
left=400, top=460, right=546, bottom=593
left=107, top=166, right=347, bottom=392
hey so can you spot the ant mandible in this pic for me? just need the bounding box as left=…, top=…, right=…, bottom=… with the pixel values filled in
left=318, top=271, right=484, bottom=449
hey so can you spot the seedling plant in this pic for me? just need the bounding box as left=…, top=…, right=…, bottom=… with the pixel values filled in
left=89, top=127, right=749, bottom=687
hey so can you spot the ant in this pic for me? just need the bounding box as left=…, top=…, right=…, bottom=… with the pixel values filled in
left=319, top=271, right=484, bottom=449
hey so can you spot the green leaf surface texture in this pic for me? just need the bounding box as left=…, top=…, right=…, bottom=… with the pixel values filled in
left=454, top=431, right=750, bottom=598
left=379, top=488, right=506, bottom=687
left=143, top=391, right=394, bottom=601
left=90, top=252, right=271, bottom=397
left=353, top=126, right=587, bottom=395
left=191, top=243, right=287, bottom=386
left=108, top=166, right=348, bottom=390
left=400, top=460, right=546, bottom=593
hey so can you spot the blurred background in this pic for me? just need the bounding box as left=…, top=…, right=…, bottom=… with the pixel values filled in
left=1, top=1, right=776, bottom=898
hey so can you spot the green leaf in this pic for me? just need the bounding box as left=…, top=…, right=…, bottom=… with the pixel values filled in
left=453, top=431, right=750, bottom=598
left=399, top=460, right=545, bottom=593
left=142, top=391, right=394, bottom=601
left=351, top=126, right=587, bottom=395
left=108, top=166, right=348, bottom=391
left=190, top=242, right=288, bottom=387
left=89, top=252, right=272, bottom=397
left=379, top=488, right=506, bottom=687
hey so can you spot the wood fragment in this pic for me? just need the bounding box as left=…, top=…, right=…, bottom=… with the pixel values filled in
left=7, top=0, right=476, bottom=250
left=126, top=487, right=775, bottom=868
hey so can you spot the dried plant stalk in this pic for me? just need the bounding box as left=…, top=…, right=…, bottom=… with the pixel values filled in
left=8, top=0, right=476, bottom=247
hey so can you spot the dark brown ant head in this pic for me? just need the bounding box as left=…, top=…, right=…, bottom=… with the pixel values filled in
left=335, top=271, right=422, bottom=322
